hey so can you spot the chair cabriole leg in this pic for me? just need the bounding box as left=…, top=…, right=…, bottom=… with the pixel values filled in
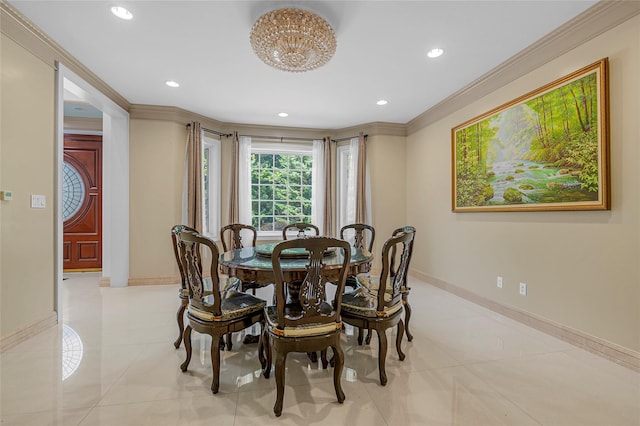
left=376, top=328, right=388, bottom=386
left=174, top=300, right=187, bottom=348
left=274, top=350, right=287, bottom=416
left=180, top=325, right=192, bottom=371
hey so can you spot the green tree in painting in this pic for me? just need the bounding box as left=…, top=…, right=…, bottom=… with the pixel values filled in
left=455, top=120, right=497, bottom=206
left=523, top=73, right=599, bottom=191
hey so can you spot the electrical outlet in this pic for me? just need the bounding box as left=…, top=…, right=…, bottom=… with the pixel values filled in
left=519, top=282, right=527, bottom=296
left=497, top=276, right=503, bottom=288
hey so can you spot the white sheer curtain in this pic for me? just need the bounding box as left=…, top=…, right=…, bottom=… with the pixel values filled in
left=311, top=139, right=325, bottom=234
left=238, top=136, right=252, bottom=226
left=345, top=136, right=372, bottom=225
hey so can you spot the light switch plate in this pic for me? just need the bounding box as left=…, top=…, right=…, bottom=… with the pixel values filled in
left=31, top=194, right=46, bottom=208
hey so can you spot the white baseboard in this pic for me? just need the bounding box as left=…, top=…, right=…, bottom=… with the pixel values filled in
left=412, top=271, right=639, bottom=372
left=127, top=275, right=180, bottom=286
left=0, top=312, right=58, bottom=352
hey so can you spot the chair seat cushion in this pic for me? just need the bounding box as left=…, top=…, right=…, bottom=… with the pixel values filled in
left=355, top=273, right=409, bottom=293
left=264, top=305, right=341, bottom=337
left=181, top=276, right=240, bottom=298
left=341, top=286, right=403, bottom=318
left=188, top=282, right=265, bottom=322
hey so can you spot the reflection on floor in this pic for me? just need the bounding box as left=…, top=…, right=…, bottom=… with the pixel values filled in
left=1, top=272, right=638, bottom=425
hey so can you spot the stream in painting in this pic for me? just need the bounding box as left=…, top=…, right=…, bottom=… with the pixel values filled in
left=486, top=160, right=596, bottom=204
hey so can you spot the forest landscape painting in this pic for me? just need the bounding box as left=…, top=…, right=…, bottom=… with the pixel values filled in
left=452, top=59, right=609, bottom=212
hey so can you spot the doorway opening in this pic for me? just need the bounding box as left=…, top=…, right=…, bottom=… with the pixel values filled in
left=56, top=63, right=130, bottom=320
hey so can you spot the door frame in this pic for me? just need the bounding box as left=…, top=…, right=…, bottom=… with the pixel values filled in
left=55, top=63, right=130, bottom=319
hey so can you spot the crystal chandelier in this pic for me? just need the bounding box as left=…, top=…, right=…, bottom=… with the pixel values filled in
left=250, top=8, right=337, bottom=73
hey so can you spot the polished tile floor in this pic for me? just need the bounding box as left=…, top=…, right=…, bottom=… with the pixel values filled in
left=1, top=272, right=638, bottom=425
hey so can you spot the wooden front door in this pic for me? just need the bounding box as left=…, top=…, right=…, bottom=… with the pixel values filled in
left=63, top=134, right=102, bottom=271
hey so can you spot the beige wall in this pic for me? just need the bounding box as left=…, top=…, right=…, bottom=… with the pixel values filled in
left=129, top=119, right=185, bottom=279
left=406, top=16, right=640, bottom=352
left=366, top=134, right=408, bottom=269
left=0, top=35, right=56, bottom=336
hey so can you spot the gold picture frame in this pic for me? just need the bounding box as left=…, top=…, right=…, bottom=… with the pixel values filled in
left=452, top=58, right=610, bottom=212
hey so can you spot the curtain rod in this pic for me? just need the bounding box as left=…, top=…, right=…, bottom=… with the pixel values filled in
left=240, top=135, right=320, bottom=142
left=185, top=124, right=366, bottom=142
left=332, top=134, right=367, bottom=143
left=185, top=123, right=232, bottom=138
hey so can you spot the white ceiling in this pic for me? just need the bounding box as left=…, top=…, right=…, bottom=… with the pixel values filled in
left=9, top=0, right=597, bottom=129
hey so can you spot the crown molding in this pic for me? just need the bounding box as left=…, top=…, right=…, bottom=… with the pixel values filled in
left=130, top=104, right=406, bottom=139
left=407, top=0, right=640, bottom=135
left=1, top=0, right=130, bottom=111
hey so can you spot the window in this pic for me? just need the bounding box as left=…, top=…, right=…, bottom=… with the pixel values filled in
left=250, top=143, right=314, bottom=233
left=202, top=135, right=221, bottom=237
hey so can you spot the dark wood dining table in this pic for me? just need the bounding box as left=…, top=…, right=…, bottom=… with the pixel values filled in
left=219, top=242, right=373, bottom=291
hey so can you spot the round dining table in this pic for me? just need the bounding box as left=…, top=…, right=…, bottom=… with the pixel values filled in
left=219, top=242, right=373, bottom=290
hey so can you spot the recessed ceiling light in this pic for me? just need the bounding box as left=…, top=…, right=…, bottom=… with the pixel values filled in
left=110, top=6, right=133, bottom=20
left=427, top=48, right=444, bottom=58
left=278, top=112, right=288, bottom=117
left=165, top=80, right=180, bottom=88
left=376, top=100, right=388, bottom=106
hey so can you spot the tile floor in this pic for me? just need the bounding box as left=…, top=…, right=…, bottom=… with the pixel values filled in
left=1, top=272, right=638, bottom=425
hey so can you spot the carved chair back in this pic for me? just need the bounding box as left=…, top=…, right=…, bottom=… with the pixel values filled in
left=340, top=223, right=375, bottom=253
left=389, top=226, right=415, bottom=287
left=220, top=223, right=257, bottom=252
left=171, top=224, right=199, bottom=292
left=178, top=230, right=224, bottom=317
left=282, top=222, right=320, bottom=240
left=270, top=237, right=350, bottom=330
left=374, top=230, right=415, bottom=312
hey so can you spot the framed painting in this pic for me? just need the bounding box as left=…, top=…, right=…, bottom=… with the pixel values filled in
left=452, top=58, right=609, bottom=212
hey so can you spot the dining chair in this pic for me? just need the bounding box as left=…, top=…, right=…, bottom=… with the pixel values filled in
left=220, top=223, right=257, bottom=252
left=177, top=229, right=267, bottom=394
left=340, top=223, right=375, bottom=254
left=220, top=223, right=260, bottom=347
left=340, top=223, right=376, bottom=343
left=282, top=222, right=319, bottom=240
left=262, top=236, right=350, bottom=416
left=341, top=228, right=415, bottom=385
left=390, top=225, right=416, bottom=341
left=170, top=224, right=198, bottom=349
left=220, top=223, right=258, bottom=293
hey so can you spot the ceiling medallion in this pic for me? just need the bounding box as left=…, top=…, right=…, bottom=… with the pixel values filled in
left=250, top=8, right=337, bottom=73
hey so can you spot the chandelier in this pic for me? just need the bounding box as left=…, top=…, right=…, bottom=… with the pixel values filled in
left=250, top=8, right=337, bottom=73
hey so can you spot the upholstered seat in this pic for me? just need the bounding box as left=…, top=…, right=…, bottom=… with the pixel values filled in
left=188, top=290, right=265, bottom=322
left=264, top=304, right=342, bottom=337
left=341, top=287, right=402, bottom=318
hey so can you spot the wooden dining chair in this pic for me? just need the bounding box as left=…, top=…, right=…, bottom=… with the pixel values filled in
left=340, top=223, right=376, bottom=343
left=177, top=229, right=267, bottom=394
left=282, top=222, right=319, bottom=240
left=220, top=223, right=259, bottom=293
left=220, top=223, right=260, bottom=347
left=220, top=223, right=257, bottom=253
left=262, top=236, right=350, bottom=416
left=170, top=224, right=198, bottom=349
left=341, top=229, right=415, bottom=385
left=390, top=225, right=416, bottom=341
left=340, top=223, right=375, bottom=254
